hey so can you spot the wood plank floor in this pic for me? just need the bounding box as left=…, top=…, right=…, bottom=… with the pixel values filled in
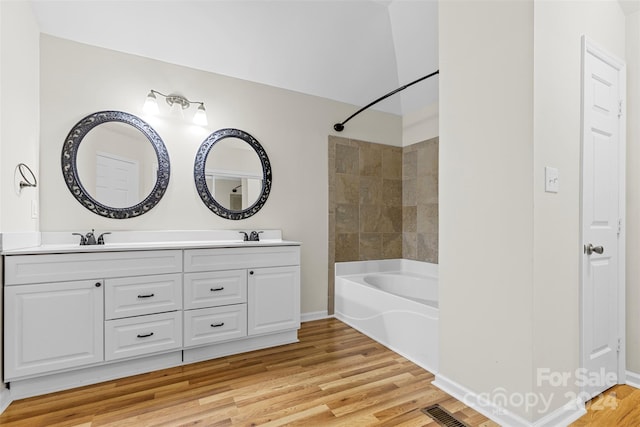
left=0, top=318, right=498, bottom=427
left=571, top=384, right=640, bottom=427
left=3, top=318, right=637, bottom=426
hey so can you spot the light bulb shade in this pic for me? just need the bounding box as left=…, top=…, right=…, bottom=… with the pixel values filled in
left=143, top=91, right=159, bottom=115
left=193, top=104, right=208, bottom=126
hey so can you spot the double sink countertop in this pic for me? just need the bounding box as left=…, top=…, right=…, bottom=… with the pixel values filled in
left=1, top=230, right=300, bottom=255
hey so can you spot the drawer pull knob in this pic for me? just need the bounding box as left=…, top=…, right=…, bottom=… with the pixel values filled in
left=211, top=322, right=225, bottom=328
left=95, top=282, right=102, bottom=287
left=137, top=332, right=154, bottom=338
left=137, top=293, right=155, bottom=299
left=210, top=287, right=224, bottom=292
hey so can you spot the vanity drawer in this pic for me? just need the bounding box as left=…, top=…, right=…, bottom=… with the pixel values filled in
left=183, top=304, right=247, bottom=348
left=105, top=273, right=182, bottom=320
left=184, top=270, right=247, bottom=309
left=105, top=311, right=182, bottom=361
left=184, top=246, right=300, bottom=273
left=4, top=250, right=183, bottom=285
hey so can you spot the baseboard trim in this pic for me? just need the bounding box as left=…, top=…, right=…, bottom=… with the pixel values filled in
left=626, top=370, right=640, bottom=389
left=0, top=387, right=12, bottom=415
left=301, top=310, right=329, bottom=322
left=433, top=374, right=586, bottom=427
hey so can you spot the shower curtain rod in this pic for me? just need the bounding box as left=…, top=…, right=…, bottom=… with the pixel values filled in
left=333, top=69, right=440, bottom=132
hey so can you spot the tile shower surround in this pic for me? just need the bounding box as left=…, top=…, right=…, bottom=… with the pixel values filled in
left=328, top=135, right=438, bottom=312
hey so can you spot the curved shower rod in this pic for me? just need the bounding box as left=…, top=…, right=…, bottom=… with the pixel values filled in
left=333, top=69, right=440, bottom=132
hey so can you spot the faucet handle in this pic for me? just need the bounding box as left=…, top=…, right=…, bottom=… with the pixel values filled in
left=97, top=232, right=111, bottom=245
left=72, top=233, right=87, bottom=246
left=239, top=231, right=249, bottom=241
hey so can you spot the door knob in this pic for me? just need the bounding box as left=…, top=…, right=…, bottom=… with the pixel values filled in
left=584, top=243, right=604, bottom=255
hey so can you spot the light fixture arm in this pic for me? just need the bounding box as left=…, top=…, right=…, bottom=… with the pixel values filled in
left=149, top=90, right=204, bottom=110
left=145, top=89, right=208, bottom=126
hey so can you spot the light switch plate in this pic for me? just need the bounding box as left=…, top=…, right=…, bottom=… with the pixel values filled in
left=545, top=167, right=559, bottom=193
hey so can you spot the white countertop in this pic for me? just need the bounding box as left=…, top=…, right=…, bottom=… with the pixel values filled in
left=1, top=230, right=300, bottom=255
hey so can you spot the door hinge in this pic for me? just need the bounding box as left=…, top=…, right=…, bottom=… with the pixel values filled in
left=618, top=218, right=622, bottom=237
left=617, top=338, right=622, bottom=353
left=618, top=100, right=623, bottom=118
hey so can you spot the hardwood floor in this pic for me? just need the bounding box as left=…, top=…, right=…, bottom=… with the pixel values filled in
left=571, top=384, right=640, bottom=427
left=4, top=318, right=638, bottom=426
left=0, top=318, right=497, bottom=427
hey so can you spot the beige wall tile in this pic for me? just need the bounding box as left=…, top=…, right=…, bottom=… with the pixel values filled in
left=336, top=203, right=359, bottom=233
left=382, top=178, right=403, bottom=206
left=403, top=178, right=417, bottom=206
left=359, top=233, right=382, bottom=260
left=360, top=205, right=381, bottom=232
left=403, top=232, right=417, bottom=260
left=382, top=146, right=402, bottom=178
left=417, top=203, right=438, bottom=235
left=403, top=206, right=417, bottom=232
left=383, top=233, right=403, bottom=258
left=336, top=143, right=359, bottom=175
left=403, top=150, right=418, bottom=179
left=336, top=233, right=359, bottom=262
left=359, top=143, right=382, bottom=176
left=359, top=176, right=382, bottom=205
left=336, top=173, right=359, bottom=204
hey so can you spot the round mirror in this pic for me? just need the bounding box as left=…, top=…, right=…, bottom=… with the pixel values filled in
left=61, top=111, right=170, bottom=218
left=194, top=128, right=272, bottom=220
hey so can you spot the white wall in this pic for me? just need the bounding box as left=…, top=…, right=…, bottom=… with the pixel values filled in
left=626, top=8, right=640, bottom=375
left=532, top=0, right=626, bottom=414
left=1, top=1, right=40, bottom=233
left=39, top=35, right=402, bottom=316
left=440, top=0, right=628, bottom=422
left=439, top=0, right=535, bottom=420
left=0, top=0, right=40, bottom=407
left=402, top=102, right=438, bottom=146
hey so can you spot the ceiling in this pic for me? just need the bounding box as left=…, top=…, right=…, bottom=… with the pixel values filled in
left=30, top=0, right=439, bottom=117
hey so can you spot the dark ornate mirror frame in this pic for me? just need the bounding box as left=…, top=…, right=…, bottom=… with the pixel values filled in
left=61, top=110, right=170, bottom=219
left=194, top=128, right=272, bottom=220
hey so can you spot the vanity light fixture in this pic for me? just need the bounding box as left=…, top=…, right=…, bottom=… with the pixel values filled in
left=143, top=89, right=208, bottom=126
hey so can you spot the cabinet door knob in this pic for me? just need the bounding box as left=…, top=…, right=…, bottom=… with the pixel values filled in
left=249, top=271, right=254, bottom=275
left=95, top=282, right=102, bottom=287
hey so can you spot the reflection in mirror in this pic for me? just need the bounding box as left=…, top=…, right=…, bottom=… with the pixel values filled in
left=76, top=122, right=158, bottom=208
left=194, top=128, right=272, bottom=220
left=61, top=111, right=170, bottom=219
left=205, top=138, right=263, bottom=211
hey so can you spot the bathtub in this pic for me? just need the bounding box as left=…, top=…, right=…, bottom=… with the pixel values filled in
left=334, top=259, right=438, bottom=373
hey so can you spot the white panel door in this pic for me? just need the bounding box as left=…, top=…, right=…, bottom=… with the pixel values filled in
left=96, top=152, right=139, bottom=207
left=581, top=37, right=625, bottom=399
left=4, top=280, right=104, bottom=380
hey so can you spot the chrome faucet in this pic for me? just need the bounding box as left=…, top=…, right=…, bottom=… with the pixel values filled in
left=72, top=229, right=110, bottom=245
left=249, top=231, right=263, bottom=241
left=239, top=231, right=249, bottom=241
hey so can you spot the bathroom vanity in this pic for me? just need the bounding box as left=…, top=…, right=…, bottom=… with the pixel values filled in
left=2, top=230, right=300, bottom=399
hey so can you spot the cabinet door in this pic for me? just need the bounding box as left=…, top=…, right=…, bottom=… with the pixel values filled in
left=248, top=266, right=300, bottom=336
left=4, top=280, right=104, bottom=380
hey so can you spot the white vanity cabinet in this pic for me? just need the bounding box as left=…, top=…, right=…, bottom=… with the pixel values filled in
left=182, top=245, right=300, bottom=361
left=2, top=239, right=301, bottom=399
left=3, top=250, right=183, bottom=382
